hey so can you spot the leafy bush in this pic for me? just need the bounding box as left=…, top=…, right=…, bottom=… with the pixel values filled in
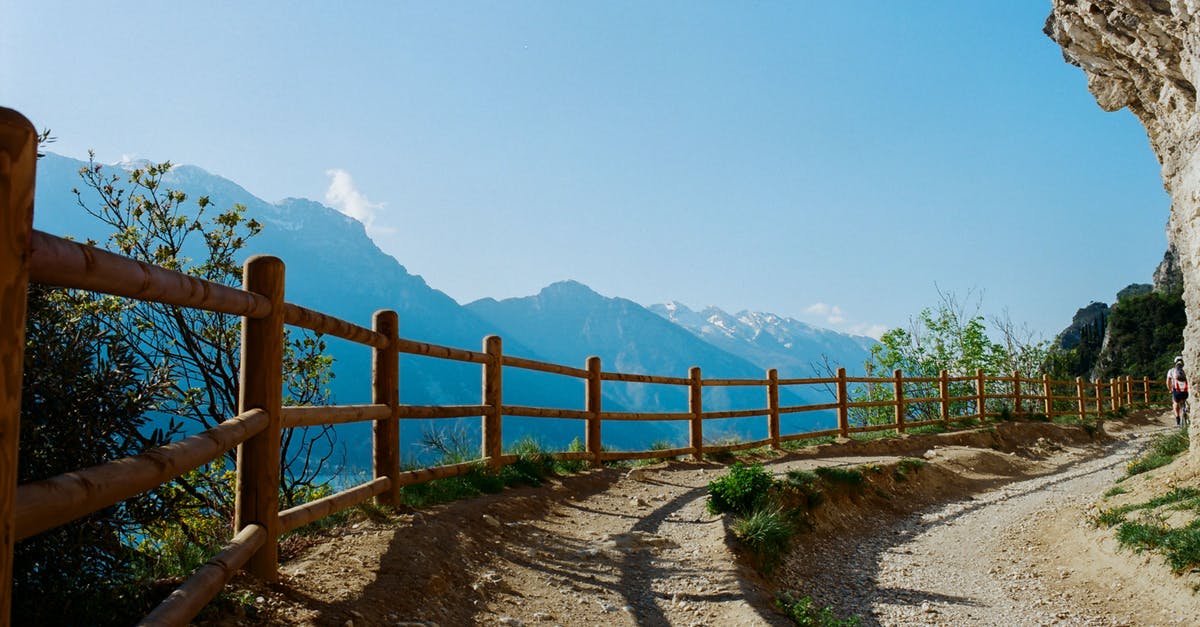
left=707, top=463, right=775, bottom=516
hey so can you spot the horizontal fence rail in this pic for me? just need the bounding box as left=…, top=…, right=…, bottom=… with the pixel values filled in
left=0, top=107, right=1174, bottom=626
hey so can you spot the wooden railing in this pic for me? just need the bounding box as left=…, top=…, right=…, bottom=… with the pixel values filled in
left=0, top=107, right=1171, bottom=625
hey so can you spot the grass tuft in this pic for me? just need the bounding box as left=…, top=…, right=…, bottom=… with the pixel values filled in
left=774, top=591, right=861, bottom=626
left=731, top=505, right=793, bottom=572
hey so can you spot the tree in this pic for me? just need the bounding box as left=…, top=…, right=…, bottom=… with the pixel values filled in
left=14, top=286, right=173, bottom=625
left=851, top=289, right=1048, bottom=425
left=67, top=155, right=339, bottom=521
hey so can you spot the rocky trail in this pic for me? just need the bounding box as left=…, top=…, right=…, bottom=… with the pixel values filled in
left=215, top=411, right=1200, bottom=626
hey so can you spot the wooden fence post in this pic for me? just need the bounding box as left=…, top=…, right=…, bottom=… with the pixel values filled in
left=894, top=369, right=905, bottom=433
left=1109, top=378, right=1117, bottom=411
left=767, top=369, right=780, bottom=449
left=1143, top=375, right=1150, bottom=404
left=1042, top=374, right=1052, bottom=417
left=586, top=356, right=602, bottom=467
left=235, top=255, right=286, bottom=581
left=372, top=310, right=400, bottom=507
left=0, top=107, right=37, bottom=621
left=1012, top=370, right=1022, bottom=415
left=1125, top=375, right=1133, bottom=406
left=939, top=369, right=950, bottom=427
left=689, top=367, right=703, bottom=461
left=1095, top=380, right=1103, bottom=415
left=1076, top=377, right=1086, bottom=420
left=976, top=368, right=985, bottom=420
left=482, top=335, right=503, bottom=470
left=836, top=367, right=849, bottom=438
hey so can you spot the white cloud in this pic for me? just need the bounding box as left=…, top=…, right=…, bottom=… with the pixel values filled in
left=804, top=302, right=832, bottom=316
left=325, top=168, right=395, bottom=238
left=804, top=302, right=845, bottom=325
left=851, top=323, right=889, bottom=340
left=805, top=302, right=886, bottom=338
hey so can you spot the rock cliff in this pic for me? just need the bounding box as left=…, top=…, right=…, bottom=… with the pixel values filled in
left=1046, top=1, right=1199, bottom=451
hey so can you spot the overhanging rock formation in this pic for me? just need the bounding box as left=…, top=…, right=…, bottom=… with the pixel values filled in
left=1046, top=1, right=1199, bottom=453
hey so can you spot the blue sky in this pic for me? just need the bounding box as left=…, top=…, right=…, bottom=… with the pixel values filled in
left=1, top=1, right=1169, bottom=340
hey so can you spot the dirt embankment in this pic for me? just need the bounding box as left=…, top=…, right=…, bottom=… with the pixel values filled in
left=209, top=411, right=1188, bottom=626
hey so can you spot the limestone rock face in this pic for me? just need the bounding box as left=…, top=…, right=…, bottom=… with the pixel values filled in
left=1047, top=2, right=1198, bottom=443
left=1154, top=242, right=1184, bottom=293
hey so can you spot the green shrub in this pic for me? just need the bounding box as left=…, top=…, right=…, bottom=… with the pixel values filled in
left=707, top=463, right=775, bottom=516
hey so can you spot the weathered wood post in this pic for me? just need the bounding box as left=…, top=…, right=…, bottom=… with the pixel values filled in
left=1143, top=375, right=1151, bottom=404
left=235, top=255, right=286, bottom=581
left=586, top=356, right=602, bottom=467
left=767, top=369, right=780, bottom=449
left=1042, top=374, right=1052, bottom=418
left=0, top=107, right=37, bottom=621
left=836, top=367, right=849, bottom=438
left=482, top=335, right=503, bottom=470
left=939, top=369, right=950, bottom=427
left=893, top=369, right=905, bottom=434
left=1095, top=380, right=1103, bottom=415
left=976, top=368, right=986, bottom=420
left=1110, top=378, right=1118, bottom=412
left=689, top=367, right=703, bottom=461
left=1125, top=375, right=1133, bottom=406
left=372, top=310, right=400, bottom=506
left=1012, top=370, right=1022, bottom=416
left=1076, top=377, right=1086, bottom=420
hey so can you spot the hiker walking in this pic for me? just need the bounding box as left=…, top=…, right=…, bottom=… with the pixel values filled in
left=1167, top=355, right=1189, bottom=426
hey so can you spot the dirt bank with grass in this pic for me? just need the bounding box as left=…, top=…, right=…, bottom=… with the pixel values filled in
left=207, top=411, right=1187, bottom=626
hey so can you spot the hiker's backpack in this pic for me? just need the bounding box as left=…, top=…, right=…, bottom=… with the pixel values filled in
left=1174, top=366, right=1189, bottom=392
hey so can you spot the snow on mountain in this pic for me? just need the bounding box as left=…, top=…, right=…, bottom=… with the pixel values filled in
left=649, top=301, right=877, bottom=377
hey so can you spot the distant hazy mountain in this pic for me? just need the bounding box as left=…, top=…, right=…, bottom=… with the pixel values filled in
left=32, top=154, right=590, bottom=463
left=31, top=153, right=841, bottom=458
left=467, top=281, right=834, bottom=443
left=649, top=301, right=877, bottom=377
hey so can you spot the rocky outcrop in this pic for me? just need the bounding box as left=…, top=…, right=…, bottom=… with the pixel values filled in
left=1154, top=242, right=1184, bottom=292
left=1046, top=1, right=1199, bottom=451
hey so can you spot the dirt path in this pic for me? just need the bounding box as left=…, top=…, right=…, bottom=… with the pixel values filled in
left=223, top=414, right=1194, bottom=626
left=786, top=417, right=1195, bottom=626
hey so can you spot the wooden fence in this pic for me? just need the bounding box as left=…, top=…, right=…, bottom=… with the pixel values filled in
left=0, top=107, right=1172, bottom=625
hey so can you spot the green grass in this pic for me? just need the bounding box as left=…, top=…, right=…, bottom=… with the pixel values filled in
left=1104, top=485, right=1130, bottom=498
left=398, top=435, right=590, bottom=508
left=1125, top=427, right=1190, bottom=476
left=893, top=457, right=925, bottom=482
left=848, top=429, right=897, bottom=442
left=812, top=465, right=865, bottom=487
left=731, top=505, right=793, bottom=572
left=1093, top=487, right=1200, bottom=573
left=775, top=591, right=860, bottom=626
left=907, top=423, right=948, bottom=435
left=781, top=435, right=837, bottom=450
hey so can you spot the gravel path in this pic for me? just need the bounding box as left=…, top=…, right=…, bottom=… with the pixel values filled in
left=798, top=423, right=1177, bottom=626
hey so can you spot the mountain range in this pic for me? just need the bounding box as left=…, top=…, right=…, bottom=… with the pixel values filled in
left=32, top=153, right=876, bottom=467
